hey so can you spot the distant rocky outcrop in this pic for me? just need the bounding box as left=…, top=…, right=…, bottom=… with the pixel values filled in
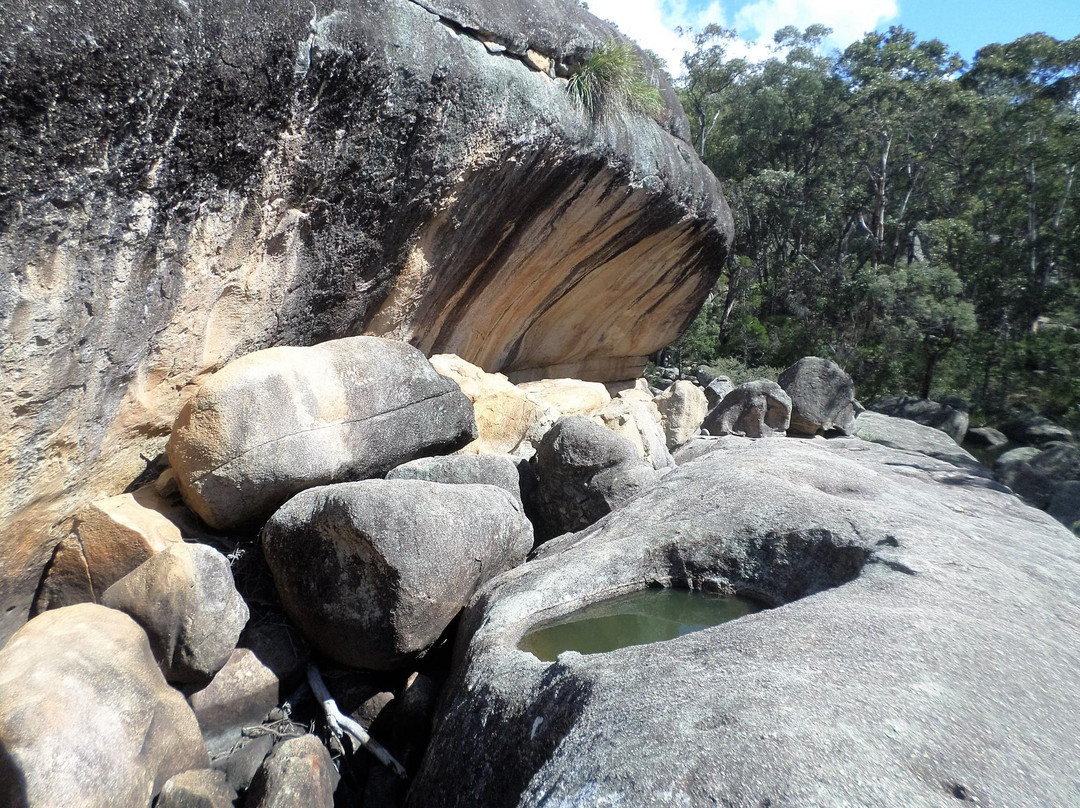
left=0, top=0, right=731, bottom=640
left=409, top=437, right=1080, bottom=807
left=871, top=395, right=969, bottom=444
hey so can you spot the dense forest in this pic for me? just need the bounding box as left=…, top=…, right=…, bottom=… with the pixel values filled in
left=668, top=26, right=1079, bottom=427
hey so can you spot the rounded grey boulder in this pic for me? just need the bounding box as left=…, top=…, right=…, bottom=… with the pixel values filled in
left=702, top=380, right=792, bottom=438
left=533, top=416, right=660, bottom=539
left=262, top=480, right=534, bottom=670
left=102, top=542, right=249, bottom=684
left=386, top=453, right=535, bottom=509
left=778, top=356, right=856, bottom=435
left=246, top=735, right=338, bottom=808
left=167, top=336, right=477, bottom=529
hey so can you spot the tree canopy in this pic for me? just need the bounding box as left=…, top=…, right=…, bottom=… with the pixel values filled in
left=675, top=26, right=1079, bottom=424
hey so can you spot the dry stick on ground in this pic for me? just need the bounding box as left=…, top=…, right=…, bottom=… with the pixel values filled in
left=307, top=664, right=408, bottom=779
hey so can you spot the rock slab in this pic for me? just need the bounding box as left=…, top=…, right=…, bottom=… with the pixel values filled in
left=409, top=437, right=1080, bottom=808
left=167, top=336, right=477, bottom=529
left=262, top=479, right=533, bottom=670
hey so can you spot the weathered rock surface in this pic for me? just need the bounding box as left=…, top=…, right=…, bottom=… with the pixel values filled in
left=157, top=769, right=237, bottom=808
left=854, top=411, right=980, bottom=469
left=966, top=426, right=1009, bottom=448
left=533, top=416, right=660, bottom=538
left=703, top=375, right=735, bottom=408
left=430, top=354, right=549, bottom=456
left=653, top=380, right=709, bottom=449
left=516, top=378, right=611, bottom=416
left=387, top=454, right=535, bottom=509
left=102, top=542, right=248, bottom=683
left=1001, top=412, right=1075, bottom=445
left=702, top=380, right=791, bottom=438
left=188, top=619, right=309, bottom=754
left=262, top=479, right=533, bottom=669
left=590, top=397, right=674, bottom=470
left=33, top=487, right=185, bottom=613
left=778, top=356, right=856, bottom=435
left=167, top=336, right=476, bottom=529
left=0, top=604, right=208, bottom=807
left=246, top=735, right=339, bottom=808
left=871, top=395, right=969, bottom=444
left=409, top=438, right=1080, bottom=808
left=0, top=0, right=731, bottom=641
left=993, top=442, right=1080, bottom=510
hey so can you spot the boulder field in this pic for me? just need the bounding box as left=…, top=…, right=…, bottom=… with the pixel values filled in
left=0, top=336, right=1076, bottom=807
left=0, top=0, right=732, bottom=640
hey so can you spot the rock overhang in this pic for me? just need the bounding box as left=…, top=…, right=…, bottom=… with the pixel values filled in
left=0, top=0, right=731, bottom=640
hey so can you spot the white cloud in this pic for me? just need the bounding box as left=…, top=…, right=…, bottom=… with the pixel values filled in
left=584, top=0, right=725, bottom=75
left=734, top=0, right=899, bottom=49
left=584, top=0, right=899, bottom=76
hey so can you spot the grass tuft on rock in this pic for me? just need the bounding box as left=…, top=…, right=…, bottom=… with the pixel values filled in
left=567, top=39, right=665, bottom=118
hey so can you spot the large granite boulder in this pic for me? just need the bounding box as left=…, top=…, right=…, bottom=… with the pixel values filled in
left=246, top=735, right=339, bottom=808
left=702, top=380, right=791, bottom=438
left=166, top=336, right=476, bottom=528
left=653, top=380, right=709, bottom=449
left=590, top=397, right=674, bottom=470
left=102, top=542, right=249, bottom=683
left=778, top=356, right=856, bottom=435
left=533, top=416, right=660, bottom=539
left=0, top=604, right=208, bottom=807
left=871, top=395, right=969, bottom=444
left=262, top=479, right=533, bottom=670
left=408, top=437, right=1080, bottom=807
left=854, top=411, right=980, bottom=470
left=32, top=488, right=185, bottom=613
left=0, top=0, right=732, bottom=642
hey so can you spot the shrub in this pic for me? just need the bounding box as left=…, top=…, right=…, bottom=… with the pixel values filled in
left=567, top=39, right=665, bottom=118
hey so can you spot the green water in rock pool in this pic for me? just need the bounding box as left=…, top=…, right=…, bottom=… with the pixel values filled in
left=519, top=588, right=766, bottom=661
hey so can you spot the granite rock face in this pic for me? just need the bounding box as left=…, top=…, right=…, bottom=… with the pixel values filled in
left=0, top=604, right=208, bottom=807
left=262, top=479, right=533, bottom=670
left=409, top=438, right=1080, bottom=808
left=854, top=411, right=980, bottom=470
left=166, top=336, right=477, bottom=529
left=0, top=0, right=731, bottom=641
left=533, top=416, right=660, bottom=538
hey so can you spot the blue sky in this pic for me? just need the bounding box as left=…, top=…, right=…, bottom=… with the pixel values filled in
left=585, top=0, right=1080, bottom=74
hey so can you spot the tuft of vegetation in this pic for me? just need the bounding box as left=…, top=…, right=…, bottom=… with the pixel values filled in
left=567, top=39, right=665, bottom=118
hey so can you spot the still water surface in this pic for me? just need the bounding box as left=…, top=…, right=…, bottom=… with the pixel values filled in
left=519, top=587, right=765, bottom=661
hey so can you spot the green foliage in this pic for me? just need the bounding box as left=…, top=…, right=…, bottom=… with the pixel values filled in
left=671, top=25, right=1079, bottom=423
left=568, top=39, right=664, bottom=118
